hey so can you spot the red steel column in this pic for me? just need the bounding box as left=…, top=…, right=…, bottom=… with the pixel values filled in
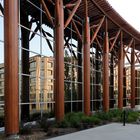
left=131, top=40, right=135, bottom=108
left=84, top=0, right=90, bottom=116
left=118, top=31, right=124, bottom=109
left=4, top=0, right=19, bottom=135
left=54, top=0, right=64, bottom=122
left=103, top=18, right=109, bottom=112
left=83, top=17, right=90, bottom=115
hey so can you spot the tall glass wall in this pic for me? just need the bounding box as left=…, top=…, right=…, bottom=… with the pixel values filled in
left=19, top=0, right=55, bottom=121
left=0, top=0, right=140, bottom=126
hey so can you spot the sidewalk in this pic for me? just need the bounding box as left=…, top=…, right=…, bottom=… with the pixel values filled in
left=48, top=123, right=140, bottom=140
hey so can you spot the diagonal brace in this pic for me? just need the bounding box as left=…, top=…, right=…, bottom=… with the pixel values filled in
left=126, top=38, right=134, bottom=53
left=135, top=53, right=140, bottom=64
left=40, top=0, right=54, bottom=27
left=90, top=16, right=105, bottom=44
left=109, top=29, right=121, bottom=52
left=72, top=19, right=82, bottom=41
left=95, top=37, right=103, bottom=52
left=64, top=0, right=81, bottom=29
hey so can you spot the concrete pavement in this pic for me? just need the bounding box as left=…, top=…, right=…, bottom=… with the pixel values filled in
left=48, top=123, right=140, bottom=140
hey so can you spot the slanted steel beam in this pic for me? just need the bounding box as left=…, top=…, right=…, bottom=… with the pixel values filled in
left=135, top=53, right=140, bottom=64
left=109, top=29, right=121, bottom=52
left=95, top=37, right=103, bottom=52
left=90, top=16, right=105, bottom=44
left=71, top=19, right=82, bottom=41
left=54, top=0, right=64, bottom=122
left=64, top=0, right=81, bottom=29
left=90, top=24, right=99, bottom=30
left=65, top=2, right=77, bottom=8
left=4, top=0, right=19, bottom=135
left=126, top=38, right=134, bottom=53
left=41, top=0, right=54, bottom=27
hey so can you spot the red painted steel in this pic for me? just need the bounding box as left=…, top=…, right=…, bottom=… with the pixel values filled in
left=3, top=0, right=140, bottom=131
left=72, top=20, right=82, bottom=41
left=109, top=29, right=121, bottom=52
left=4, top=0, right=19, bottom=135
left=92, top=0, right=140, bottom=44
left=90, top=16, right=105, bottom=44
left=64, top=0, right=81, bottom=29
left=118, top=31, right=124, bottom=109
left=84, top=0, right=90, bottom=116
left=41, top=0, right=54, bottom=27
left=103, top=18, right=109, bottom=112
left=54, top=0, right=64, bottom=122
left=126, top=39, right=134, bottom=53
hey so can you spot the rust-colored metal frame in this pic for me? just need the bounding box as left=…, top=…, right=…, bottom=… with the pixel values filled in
left=83, top=0, right=90, bottom=116
left=4, top=0, right=19, bottom=135
left=131, top=40, right=136, bottom=108
left=103, top=18, right=109, bottom=112
left=118, top=31, right=124, bottom=109
left=54, top=0, right=65, bottom=122
left=3, top=0, right=139, bottom=135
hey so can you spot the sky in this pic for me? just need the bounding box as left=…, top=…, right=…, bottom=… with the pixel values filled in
left=0, top=0, right=140, bottom=64
left=107, top=0, right=140, bottom=32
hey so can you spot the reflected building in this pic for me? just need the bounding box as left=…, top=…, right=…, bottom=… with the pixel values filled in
left=114, top=66, right=140, bottom=107
left=29, top=55, right=54, bottom=112
left=0, top=56, right=54, bottom=113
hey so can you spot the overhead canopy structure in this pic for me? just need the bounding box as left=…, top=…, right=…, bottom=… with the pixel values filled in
left=20, top=0, right=140, bottom=47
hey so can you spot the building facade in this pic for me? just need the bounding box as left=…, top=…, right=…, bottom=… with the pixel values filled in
left=0, top=56, right=54, bottom=113
left=1, top=0, right=140, bottom=135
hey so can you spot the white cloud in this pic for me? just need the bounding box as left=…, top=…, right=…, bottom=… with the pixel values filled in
left=107, top=0, right=140, bottom=32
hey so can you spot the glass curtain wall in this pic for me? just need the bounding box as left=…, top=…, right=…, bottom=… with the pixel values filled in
left=1, top=0, right=140, bottom=125
left=64, top=20, right=84, bottom=113
left=19, top=0, right=55, bottom=121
